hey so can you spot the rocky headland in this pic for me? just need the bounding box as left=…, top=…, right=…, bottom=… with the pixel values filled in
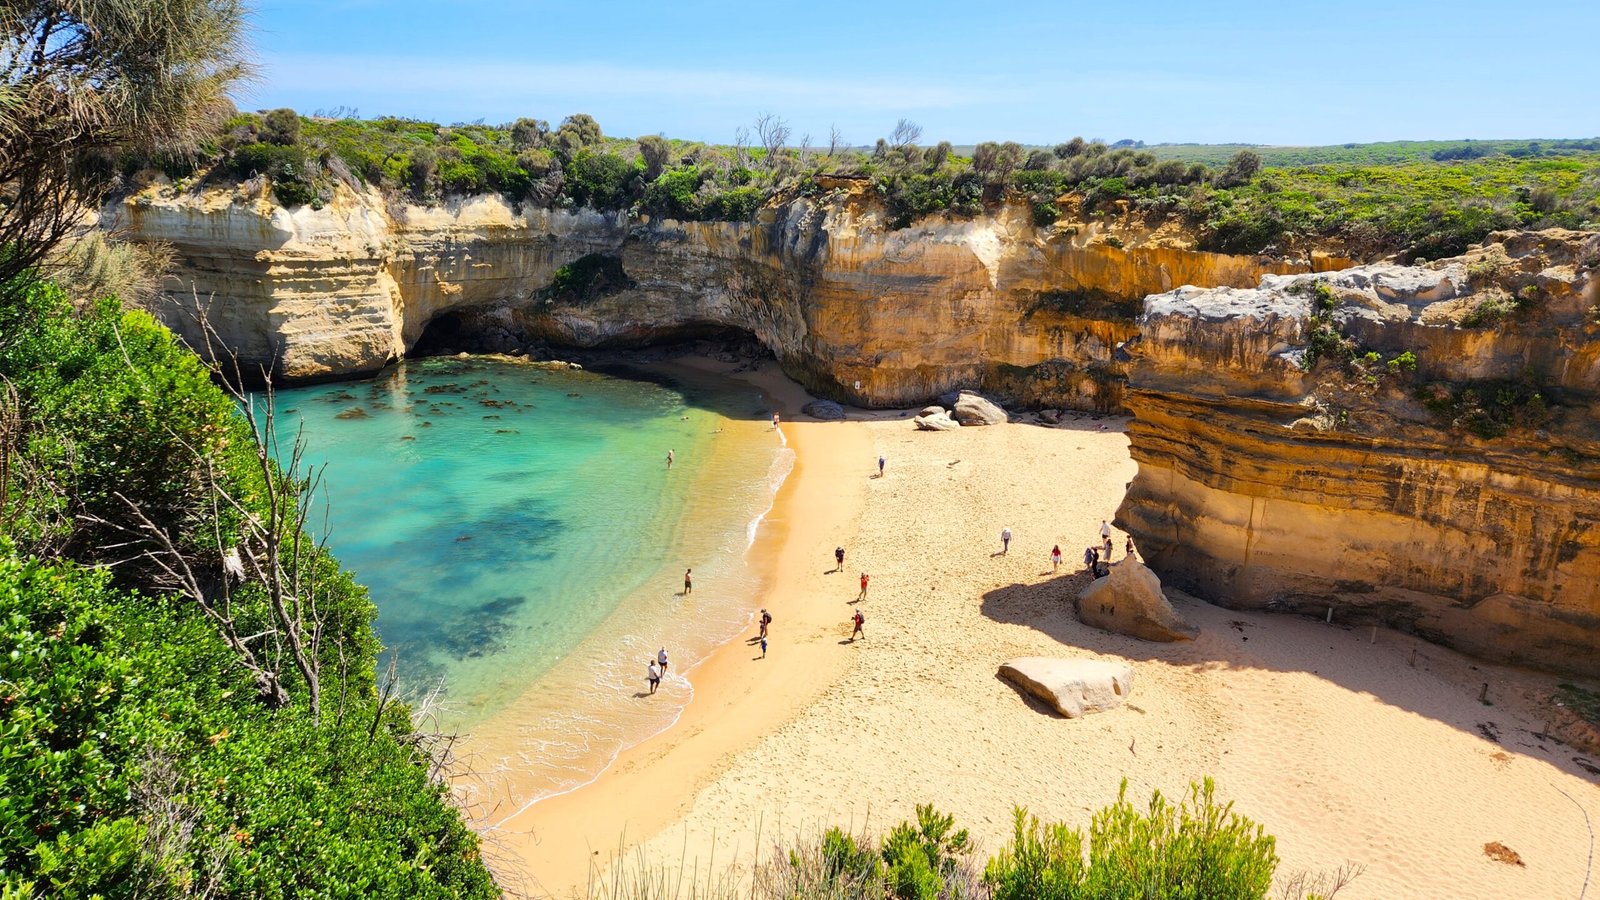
left=1117, top=230, right=1600, bottom=676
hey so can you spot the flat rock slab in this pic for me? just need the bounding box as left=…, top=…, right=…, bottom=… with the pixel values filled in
left=802, top=399, right=846, bottom=421
left=998, top=657, right=1133, bottom=718
left=1077, top=560, right=1198, bottom=642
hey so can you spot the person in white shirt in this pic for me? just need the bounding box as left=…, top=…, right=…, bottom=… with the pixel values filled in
left=1000, top=526, right=1012, bottom=555
left=647, top=660, right=661, bottom=694
left=657, top=647, right=669, bottom=675
left=1100, top=519, right=1112, bottom=540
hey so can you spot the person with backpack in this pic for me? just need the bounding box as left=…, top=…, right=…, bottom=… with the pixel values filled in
left=759, top=608, right=772, bottom=639
left=850, top=609, right=865, bottom=641
left=834, top=546, right=845, bottom=572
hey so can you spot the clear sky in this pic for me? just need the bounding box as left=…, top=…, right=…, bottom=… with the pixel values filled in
left=243, top=0, right=1600, bottom=147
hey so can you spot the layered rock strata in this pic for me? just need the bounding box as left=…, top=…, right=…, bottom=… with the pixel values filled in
left=109, top=179, right=1318, bottom=407
left=1117, top=230, right=1600, bottom=676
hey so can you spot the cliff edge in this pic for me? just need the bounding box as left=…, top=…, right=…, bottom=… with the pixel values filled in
left=1117, top=230, right=1600, bottom=675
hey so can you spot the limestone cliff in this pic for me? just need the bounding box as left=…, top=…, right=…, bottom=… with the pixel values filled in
left=107, top=179, right=1320, bottom=408
left=1117, top=230, right=1600, bottom=676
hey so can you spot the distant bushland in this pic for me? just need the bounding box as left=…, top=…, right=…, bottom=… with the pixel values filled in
left=121, top=110, right=1600, bottom=263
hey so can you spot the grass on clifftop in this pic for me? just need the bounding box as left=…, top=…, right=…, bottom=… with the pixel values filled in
left=126, top=109, right=1600, bottom=263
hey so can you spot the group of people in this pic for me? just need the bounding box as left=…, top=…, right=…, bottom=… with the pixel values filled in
left=646, top=646, right=670, bottom=694
left=1033, top=519, right=1134, bottom=578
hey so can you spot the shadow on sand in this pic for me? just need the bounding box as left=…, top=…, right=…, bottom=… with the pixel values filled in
left=980, top=567, right=1600, bottom=786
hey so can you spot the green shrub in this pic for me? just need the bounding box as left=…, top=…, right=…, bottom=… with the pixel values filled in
left=0, top=274, right=498, bottom=897
left=984, top=780, right=1277, bottom=899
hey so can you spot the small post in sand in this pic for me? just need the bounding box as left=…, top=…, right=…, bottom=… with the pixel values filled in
left=1326, top=606, right=1333, bottom=624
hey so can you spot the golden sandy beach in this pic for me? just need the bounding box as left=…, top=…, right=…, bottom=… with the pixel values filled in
left=488, top=360, right=1599, bottom=900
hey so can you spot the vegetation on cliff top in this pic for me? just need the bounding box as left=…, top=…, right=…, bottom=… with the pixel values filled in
left=0, top=276, right=499, bottom=897
left=127, top=110, right=1600, bottom=264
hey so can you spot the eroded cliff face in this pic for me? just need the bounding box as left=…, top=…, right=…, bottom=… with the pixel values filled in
left=1117, top=230, right=1600, bottom=675
left=109, top=179, right=1317, bottom=407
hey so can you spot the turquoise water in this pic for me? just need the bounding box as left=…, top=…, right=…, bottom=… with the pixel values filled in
left=273, top=358, right=784, bottom=745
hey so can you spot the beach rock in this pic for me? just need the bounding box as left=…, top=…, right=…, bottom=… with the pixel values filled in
left=802, top=399, right=846, bottom=421
left=952, top=391, right=1007, bottom=426
left=919, top=405, right=946, bottom=417
left=1076, top=560, right=1197, bottom=642
left=998, top=657, right=1133, bottom=718
left=913, top=411, right=960, bottom=431
left=1038, top=409, right=1061, bottom=424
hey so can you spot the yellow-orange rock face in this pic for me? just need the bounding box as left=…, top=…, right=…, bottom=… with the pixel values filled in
left=1117, top=230, right=1600, bottom=676
left=111, top=183, right=1308, bottom=407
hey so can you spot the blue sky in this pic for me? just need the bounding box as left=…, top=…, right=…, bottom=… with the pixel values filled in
left=244, top=0, right=1599, bottom=147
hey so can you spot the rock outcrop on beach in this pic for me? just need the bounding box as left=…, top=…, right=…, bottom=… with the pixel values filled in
left=109, top=178, right=1327, bottom=407
left=952, top=391, right=1008, bottom=426
left=801, top=399, right=846, bottom=421
left=1076, top=560, right=1197, bottom=642
left=913, top=409, right=960, bottom=431
left=1117, top=230, right=1600, bottom=676
left=998, top=657, right=1133, bottom=718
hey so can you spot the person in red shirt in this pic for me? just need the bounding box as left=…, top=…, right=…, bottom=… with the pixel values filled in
left=858, top=572, right=869, bottom=600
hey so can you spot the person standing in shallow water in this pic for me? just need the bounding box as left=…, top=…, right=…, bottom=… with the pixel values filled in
left=647, top=659, right=661, bottom=694
left=657, top=647, right=669, bottom=676
left=666, top=449, right=674, bottom=469
left=683, top=568, right=692, bottom=595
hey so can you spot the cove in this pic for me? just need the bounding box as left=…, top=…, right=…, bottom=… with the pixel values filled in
left=272, top=356, right=787, bottom=765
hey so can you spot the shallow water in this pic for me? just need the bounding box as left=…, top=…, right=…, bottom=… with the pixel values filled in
left=273, top=358, right=785, bottom=755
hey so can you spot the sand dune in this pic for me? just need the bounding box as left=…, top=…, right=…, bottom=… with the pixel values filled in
left=495, top=365, right=1599, bottom=899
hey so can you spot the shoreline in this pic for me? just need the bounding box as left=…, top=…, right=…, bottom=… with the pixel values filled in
left=485, top=358, right=877, bottom=896
left=466, top=358, right=1597, bottom=900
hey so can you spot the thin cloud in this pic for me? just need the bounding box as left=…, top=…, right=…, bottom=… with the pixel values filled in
left=264, top=53, right=1000, bottom=113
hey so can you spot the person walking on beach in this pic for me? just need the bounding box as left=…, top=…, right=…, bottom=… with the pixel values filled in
left=850, top=609, right=865, bottom=641
left=683, top=568, right=693, bottom=595
left=1051, top=544, right=1062, bottom=573
left=759, top=608, right=772, bottom=639
left=877, top=455, right=885, bottom=477
left=647, top=659, right=661, bottom=694
left=1084, top=545, right=1097, bottom=571
left=858, top=572, right=870, bottom=600
left=760, top=634, right=768, bottom=658
left=835, top=546, right=845, bottom=572
left=772, top=412, right=781, bottom=429
left=666, top=449, right=674, bottom=469
left=1000, top=526, right=1012, bottom=555
left=657, top=647, right=669, bottom=676
left=1100, top=519, right=1111, bottom=542
left=1125, top=535, right=1136, bottom=560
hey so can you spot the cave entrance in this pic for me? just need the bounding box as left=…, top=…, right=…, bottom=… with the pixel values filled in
left=409, top=305, right=774, bottom=368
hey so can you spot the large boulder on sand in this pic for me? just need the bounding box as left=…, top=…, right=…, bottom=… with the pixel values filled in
left=952, top=391, right=1007, bottom=426
left=1076, top=560, right=1197, bottom=642
left=998, top=657, right=1133, bottom=718
left=802, top=399, right=846, bottom=421
left=919, top=405, right=946, bottom=417
left=913, top=411, right=960, bottom=431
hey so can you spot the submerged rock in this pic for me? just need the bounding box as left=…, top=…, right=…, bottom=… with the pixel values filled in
left=1076, top=560, right=1197, bottom=642
left=952, top=391, right=1007, bottom=426
left=998, top=657, right=1133, bottom=718
left=802, top=399, right=846, bottom=421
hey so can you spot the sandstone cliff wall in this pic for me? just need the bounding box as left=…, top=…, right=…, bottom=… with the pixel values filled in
left=1117, top=231, right=1600, bottom=676
left=108, top=180, right=1315, bottom=407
